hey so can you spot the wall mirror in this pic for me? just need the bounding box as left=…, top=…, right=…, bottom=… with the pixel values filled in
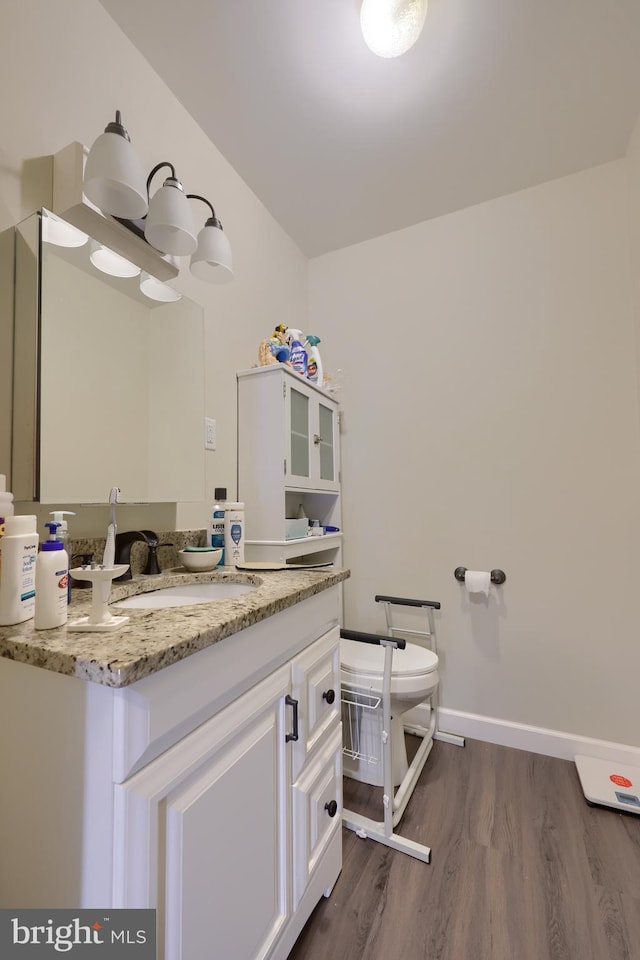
left=12, top=209, right=205, bottom=504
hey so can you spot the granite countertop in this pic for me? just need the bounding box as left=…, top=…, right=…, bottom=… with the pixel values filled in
left=0, top=566, right=350, bottom=688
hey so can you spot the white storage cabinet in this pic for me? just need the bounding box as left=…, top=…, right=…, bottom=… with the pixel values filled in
left=237, top=366, right=342, bottom=565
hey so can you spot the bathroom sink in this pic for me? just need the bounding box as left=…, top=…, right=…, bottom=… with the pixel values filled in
left=114, top=582, right=257, bottom=610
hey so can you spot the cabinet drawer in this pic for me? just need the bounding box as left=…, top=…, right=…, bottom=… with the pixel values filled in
left=110, top=589, right=340, bottom=782
left=290, top=625, right=340, bottom=778
left=291, top=723, right=342, bottom=909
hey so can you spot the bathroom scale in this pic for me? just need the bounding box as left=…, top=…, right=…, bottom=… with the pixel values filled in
left=574, top=755, right=640, bottom=814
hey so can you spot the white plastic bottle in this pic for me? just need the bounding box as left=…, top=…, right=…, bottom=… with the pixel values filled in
left=0, top=475, right=15, bottom=583
left=224, top=502, right=245, bottom=566
left=288, top=329, right=308, bottom=377
left=304, top=335, right=324, bottom=388
left=0, top=515, right=39, bottom=626
left=35, top=521, right=69, bottom=630
left=50, top=510, right=75, bottom=603
left=210, top=487, right=228, bottom=563
left=0, top=474, right=14, bottom=528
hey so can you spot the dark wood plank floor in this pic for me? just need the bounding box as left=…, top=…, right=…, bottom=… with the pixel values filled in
left=289, top=738, right=640, bottom=960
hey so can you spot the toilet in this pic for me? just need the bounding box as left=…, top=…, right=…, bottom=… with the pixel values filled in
left=340, top=637, right=439, bottom=787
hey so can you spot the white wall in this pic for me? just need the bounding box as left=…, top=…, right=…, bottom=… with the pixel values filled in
left=309, top=159, right=640, bottom=747
left=0, top=0, right=307, bottom=535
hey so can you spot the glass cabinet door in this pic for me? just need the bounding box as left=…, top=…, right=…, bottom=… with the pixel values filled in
left=317, top=403, right=335, bottom=482
left=290, top=387, right=310, bottom=478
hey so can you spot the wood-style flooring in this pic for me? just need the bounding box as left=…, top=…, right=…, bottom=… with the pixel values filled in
left=289, top=738, right=640, bottom=960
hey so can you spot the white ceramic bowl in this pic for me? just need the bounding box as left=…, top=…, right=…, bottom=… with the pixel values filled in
left=178, top=548, right=223, bottom=572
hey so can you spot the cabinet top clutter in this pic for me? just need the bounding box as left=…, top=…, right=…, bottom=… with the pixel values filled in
left=0, top=566, right=349, bottom=688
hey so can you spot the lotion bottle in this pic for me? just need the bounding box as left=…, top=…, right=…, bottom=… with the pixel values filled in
left=0, top=515, right=39, bottom=626
left=34, top=521, right=69, bottom=630
left=50, top=510, right=75, bottom=603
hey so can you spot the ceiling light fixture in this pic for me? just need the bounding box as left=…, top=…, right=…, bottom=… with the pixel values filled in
left=360, top=0, right=428, bottom=58
left=83, top=111, right=233, bottom=283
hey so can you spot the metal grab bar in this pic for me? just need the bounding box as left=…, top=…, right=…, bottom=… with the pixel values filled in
left=339, top=628, right=406, bottom=650
left=375, top=594, right=441, bottom=610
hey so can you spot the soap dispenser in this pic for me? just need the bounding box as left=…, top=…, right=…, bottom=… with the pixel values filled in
left=35, top=521, right=69, bottom=630
left=50, top=510, right=75, bottom=602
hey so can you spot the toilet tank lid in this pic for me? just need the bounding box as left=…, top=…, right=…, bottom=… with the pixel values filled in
left=340, top=639, right=438, bottom=678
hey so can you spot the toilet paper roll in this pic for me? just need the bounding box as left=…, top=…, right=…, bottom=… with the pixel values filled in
left=464, top=570, right=491, bottom=597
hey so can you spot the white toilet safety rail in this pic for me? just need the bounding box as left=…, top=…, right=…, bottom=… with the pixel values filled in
left=340, top=594, right=465, bottom=863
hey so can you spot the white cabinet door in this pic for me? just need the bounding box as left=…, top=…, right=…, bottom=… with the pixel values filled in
left=290, top=625, right=341, bottom=780
left=286, top=379, right=340, bottom=492
left=113, top=666, right=290, bottom=960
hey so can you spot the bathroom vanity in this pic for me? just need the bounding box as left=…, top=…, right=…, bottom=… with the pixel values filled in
left=0, top=566, right=349, bottom=960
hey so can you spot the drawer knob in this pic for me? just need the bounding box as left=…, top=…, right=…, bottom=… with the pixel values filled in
left=322, top=688, right=336, bottom=704
left=324, top=799, right=338, bottom=818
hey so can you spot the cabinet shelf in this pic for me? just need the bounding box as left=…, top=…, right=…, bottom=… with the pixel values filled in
left=245, top=533, right=342, bottom=563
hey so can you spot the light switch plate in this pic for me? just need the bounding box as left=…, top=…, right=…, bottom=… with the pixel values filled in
left=205, top=417, right=216, bottom=451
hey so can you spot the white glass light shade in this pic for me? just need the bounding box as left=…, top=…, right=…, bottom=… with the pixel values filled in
left=42, top=212, right=88, bottom=248
left=89, top=240, right=141, bottom=278
left=360, top=0, right=428, bottom=58
left=84, top=130, right=148, bottom=219
left=144, top=183, right=198, bottom=256
left=140, top=272, right=182, bottom=302
left=190, top=224, right=233, bottom=283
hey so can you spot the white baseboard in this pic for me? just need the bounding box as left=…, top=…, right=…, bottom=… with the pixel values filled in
left=407, top=705, right=640, bottom=766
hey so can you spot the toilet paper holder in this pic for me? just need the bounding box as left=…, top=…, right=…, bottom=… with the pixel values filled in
left=454, top=566, right=506, bottom=585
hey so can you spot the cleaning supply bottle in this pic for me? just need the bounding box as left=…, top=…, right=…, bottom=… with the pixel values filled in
left=224, top=502, right=245, bottom=566
left=210, top=487, right=228, bottom=563
left=35, top=521, right=69, bottom=630
left=288, top=329, right=308, bottom=377
left=50, top=510, right=75, bottom=603
left=304, top=335, right=324, bottom=387
left=0, top=515, right=39, bottom=626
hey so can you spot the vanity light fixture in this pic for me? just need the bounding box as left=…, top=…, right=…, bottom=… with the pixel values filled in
left=89, top=239, right=141, bottom=278
left=83, top=111, right=148, bottom=219
left=360, top=0, right=428, bottom=58
left=187, top=194, right=234, bottom=284
left=144, top=163, right=198, bottom=256
left=139, top=272, right=182, bottom=302
left=41, top=210, right=88, bottom=248
left=82, top=111, right=233, bottom=283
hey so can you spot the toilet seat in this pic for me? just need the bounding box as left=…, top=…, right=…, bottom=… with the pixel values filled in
left=340, top=638, right=439, bottom=699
